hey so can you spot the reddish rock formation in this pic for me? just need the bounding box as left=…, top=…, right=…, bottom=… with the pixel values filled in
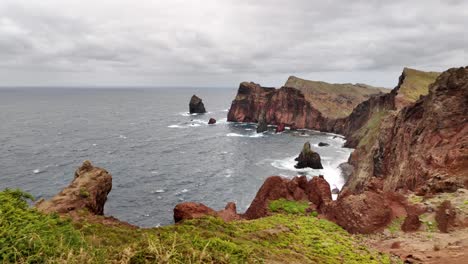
left=344, top=67, right=467, bottom=194
left=275, top=123, right=286, bottom=133
left=243, top=175, right=331, bottom=220
left=208, top=118, right=216, bottom=124
left=36, top=160, right=112, bottom=215
left=326, top=190, right=393, bottom=234
left=401, top=214, right=422, bottom=232
left=435, top=200, right=457, bottom=233
left=174, top=201, right=240, bottom=223
left=227, top=82, right=327, bottom=130
left=295, top=142, right=323, bottom=169
left=189, top=95, right=206, bottom=114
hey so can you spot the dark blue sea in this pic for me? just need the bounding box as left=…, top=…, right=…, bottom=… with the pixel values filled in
left=0, top=87, right=353, bottom=227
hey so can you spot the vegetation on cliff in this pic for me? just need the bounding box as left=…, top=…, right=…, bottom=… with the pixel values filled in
left=1, top=189, right=391, bottom=263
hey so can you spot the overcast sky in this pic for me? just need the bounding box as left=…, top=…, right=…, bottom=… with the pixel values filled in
left=0, top=0, right=466, bottom=88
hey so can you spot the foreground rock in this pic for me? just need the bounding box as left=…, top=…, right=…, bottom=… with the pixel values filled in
left=174, top=202, right=240, bottom=223
left=189, top=95, right=206, bottom=114
left=36, top=160, right=112, bottom=215
left=208, top=118, right=216, bottom=124
left=243, top=175, right=332, bottom=219
left=295, top=142, right=323, bottom=169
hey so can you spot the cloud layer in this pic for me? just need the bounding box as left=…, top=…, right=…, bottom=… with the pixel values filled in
left=0, top=0, right=467, bottom=87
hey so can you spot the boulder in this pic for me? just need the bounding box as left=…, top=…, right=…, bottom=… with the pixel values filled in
left=435, top=200, right=457, bottom=233
left=189, top=95, right=206, bottom=114
left=295, top=142, right=323, bottom=169
left=275, top=123, right=286, bottom=133
left=306, top=176, right=332, bottom=211
left=401, top=214, right=422, bottom=232
left=174, top=201, right=240, bottom=223
left=326, top=191, right=392, bottom=234
left=208, top=118, right=216, bottom=124
left=36, top=160, right=112, bottom=215
left=318, top=142, right=329, bottom=147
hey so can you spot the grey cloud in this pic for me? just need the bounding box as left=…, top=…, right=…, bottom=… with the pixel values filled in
left=0, top=0, right=466, bottom=87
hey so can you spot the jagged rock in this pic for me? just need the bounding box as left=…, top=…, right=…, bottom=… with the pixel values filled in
left=243, top=175, right=332, bottom=220
left=189, top=95, right=206, bottom=114
left=435, top=200, right=457, bottom=233
left=174, top=201, right=240, bottom=223
left=318, top=142, right=329, bottom=147
left=36, top=160, right=112, bottom=215
left=401, top=214, right=422, bottom=232
left=295, top=142, right=323, bottom=169
left=208, top=118, right=216, bottom=124
left=276, top=123, right=286, bottom=133
left=256, top=111, right=268, bottom=133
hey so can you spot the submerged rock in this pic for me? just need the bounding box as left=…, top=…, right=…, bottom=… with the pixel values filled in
left=36, top=160, right=112, bottom=215
left=295, top=142, right=323, bottom=169
left=208, top=118, right=216, bottom=124
left=318, top=142, right=329, bottom=147
left=189, top=95, right=206, bottom=114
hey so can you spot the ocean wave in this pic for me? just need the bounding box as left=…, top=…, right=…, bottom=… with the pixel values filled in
left=226, top=133, right=264, bottom=138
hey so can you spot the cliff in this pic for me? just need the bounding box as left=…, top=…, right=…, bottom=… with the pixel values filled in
left=345, top=67, right=467, bottom=193
left=227, top=78, right=388, bottom=129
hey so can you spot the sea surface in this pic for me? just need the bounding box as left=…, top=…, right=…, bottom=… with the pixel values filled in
left=0, top=87, right=353, bottom=227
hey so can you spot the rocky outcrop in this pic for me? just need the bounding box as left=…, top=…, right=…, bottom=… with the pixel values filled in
left=174, top=201, right=240, bottom=223
left=401, top=214, right=422, bottom=232
left=318, top=142, right=329, bottom=147
left=227, top=82, right=328, bottom=130
left=341, top=67, right=465, bottom=194
left=325, top=190, right=393, bottom=234
left=208, top=118, right=216, bottom=124
left=256, top=111, right=268, bottom=133
left=295, top=142, right=323, bottom=169
left=243, top=175, right=331, bottom=220
left=189, top=95, right=206, bottom=114
left=36, top=160, right=112, bottom=215
left=435, top=200, right=457, bottom=233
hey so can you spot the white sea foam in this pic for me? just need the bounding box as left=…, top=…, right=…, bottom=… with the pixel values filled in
left=33, top=169, right=41, bottom=174
left=154, top=189, right=165, bottom=193
left=168, top=124, right=184, bottom=128
left=119, top=135, right=127, bottom=139
left=226, top=133, right=264, bottom=138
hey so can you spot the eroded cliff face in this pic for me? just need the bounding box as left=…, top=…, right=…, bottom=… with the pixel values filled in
left=227, top=82, right=327, bottom=130
left=345, top=67, right=468, bottom=193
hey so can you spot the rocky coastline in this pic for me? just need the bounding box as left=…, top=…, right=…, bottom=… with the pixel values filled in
left=2, top=66, right=467, bottom=263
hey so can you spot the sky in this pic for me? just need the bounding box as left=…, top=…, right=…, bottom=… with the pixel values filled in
left=0, top=0, right=467, bottom=88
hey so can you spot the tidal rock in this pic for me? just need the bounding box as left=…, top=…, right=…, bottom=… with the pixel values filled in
left=318, top=142, right=329, bottom=147
left=189, top=95, right=206, bottom=114
left=208, top=118, right=216, bottom=124
left=36, top=160, right=112, bottom=215
left=435, top=200, right=457, bottom=233
left=275, top=123, right=286, bottom=133
left=295, top=142, right=323, bottom=169
left=331, top=186, right=340, bottom=194
left=401, top=214, right=422, bottom=232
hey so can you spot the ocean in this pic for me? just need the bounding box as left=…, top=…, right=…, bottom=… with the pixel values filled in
left=0, top=87, right=353, bottom=227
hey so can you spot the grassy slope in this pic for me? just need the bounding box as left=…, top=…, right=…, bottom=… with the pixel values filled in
left=284, top=76, right=389, bottom=118
left=398, top=68, right=440, bottom=103
left=1, top=190, right=392, bottom=264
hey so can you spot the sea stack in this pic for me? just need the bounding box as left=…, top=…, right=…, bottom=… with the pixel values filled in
left=295, top=142, right=323, bottom=169
left=189, top=95, right=206, bottom=114
left=256, top=111, right=268, bottom=133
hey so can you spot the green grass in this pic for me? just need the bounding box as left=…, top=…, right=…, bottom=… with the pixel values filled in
left=387, top=218, right=404, bottom=234
left=356, top=110, right=388, bottom=150
left=1, top=191, right=392, bottom=263
left=0, top=189, right=91, bottom=263
left=399, top=68, right=440, bottom=102
left=268, top=198, right=309, bottom=214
